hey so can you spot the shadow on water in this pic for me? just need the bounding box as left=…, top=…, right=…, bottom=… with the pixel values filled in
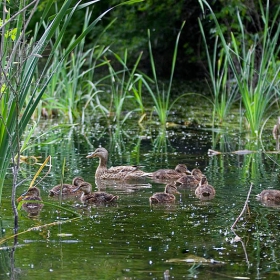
left=2, top=117, right=280, bottom=279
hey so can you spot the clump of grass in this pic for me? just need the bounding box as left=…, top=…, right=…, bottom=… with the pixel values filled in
left=100, top=49, right=144, bottom=125
left=199, top=0, right=280, bottom=137
left=0, top=0, right=142, bottom=203
left=198, top=23, right=238, bottom=125
left=39, top=11, right=116, bottom=123
left=140, top=21, right=186, bottom=126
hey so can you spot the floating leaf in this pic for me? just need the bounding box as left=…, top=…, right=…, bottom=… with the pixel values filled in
left=57, top=233, right=73, bottom=237
left=166, top=254, right=225, bottom=265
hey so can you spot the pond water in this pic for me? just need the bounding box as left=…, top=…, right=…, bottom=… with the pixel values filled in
left=1, top=109, right=280, bottom=280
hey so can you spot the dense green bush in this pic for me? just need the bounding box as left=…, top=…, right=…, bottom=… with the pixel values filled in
left=29, top=0, right=280, bottom=80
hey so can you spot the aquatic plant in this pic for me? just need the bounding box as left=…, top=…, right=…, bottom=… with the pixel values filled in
left=198, top=0, right=280, bottom=137
left=140, top=21, right=186, bottom=126
left=198, top=23, right=239, bottom=125
left=0, top=0, right=142, bottom=203
left=39, top=11, right=115, bottom=123
left=101, top=49, right=144, bottom=125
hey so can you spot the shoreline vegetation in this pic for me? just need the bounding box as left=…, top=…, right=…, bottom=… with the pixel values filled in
left=0, top=0, right=279, bottom=199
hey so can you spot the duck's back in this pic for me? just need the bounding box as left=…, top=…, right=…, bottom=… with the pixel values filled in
left=258, top=189, right=280, bottom=203
left=83, top=191, right=119, bottom=203
left=49, top=184, right=78, bottom=196
left=176, top=175, right=200, bottom=188
left=100, top=166, right=146, bottom=180
left=150, top=193, right=175, bottom=203
left=152, top=169, right=183, bottom=180
left=195, top=183, right=216, bottom=198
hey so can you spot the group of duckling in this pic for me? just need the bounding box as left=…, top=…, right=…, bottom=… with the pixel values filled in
left=18, top=147, right=280, bottom=215
left=86, top=147, right=217, bottom=203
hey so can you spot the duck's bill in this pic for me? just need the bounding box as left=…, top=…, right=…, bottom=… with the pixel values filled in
left=86, top=153, right=95, bottom=158
left=71, top=187, right=80, bottom=193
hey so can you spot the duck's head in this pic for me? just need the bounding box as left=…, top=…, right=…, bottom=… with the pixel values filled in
left=175, top=164, right=191, bottom=174
left=192, top=168, right=204, bottom=179
left=199, top=176, right=208, bottom=185
left=72, top=176, right=85, bottom=186
left=165, top=184, right=180, bottom=194
left=86, top=147, right=108, bottom=161
left=17, top=187, right=41, bottom=202
left=72, top=182, right=92, bottom=194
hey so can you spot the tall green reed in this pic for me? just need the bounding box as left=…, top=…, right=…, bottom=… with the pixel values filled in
left=199, top=0, right=280, bottom=137
left=102, top=49, right=143, bottom=125
left=198, top=23, right=238, bottom=125
left=39, top=10, right=115, bottom=123
left=140, top=21, right=186, bottom=126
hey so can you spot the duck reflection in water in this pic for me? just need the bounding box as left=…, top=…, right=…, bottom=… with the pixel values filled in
left=257, top=189, right=280, bottom=207
left=95, top=178, right=152, bottom=193
left=17, top=187, right=43, bottom=218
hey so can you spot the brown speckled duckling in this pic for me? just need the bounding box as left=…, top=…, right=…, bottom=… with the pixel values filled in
left=256, top=189, right=280, bottom=205
left=72, top=181, right=119, bottom=204
left=49, top=176, right=85, bottom=197
left=86, top=147, right=148, bottom=180
left=195, top=177, right=215, bottom=200
left=149, top=164, right=190, bottom=180
left=149, top=184, right=180, bottom=204
left=17, top=187, right=43, bottom=216
left=175, top=168, right=205, bottom=188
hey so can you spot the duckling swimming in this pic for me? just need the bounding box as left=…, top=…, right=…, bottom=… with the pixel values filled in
left=195, top=177, right=215, bottom=200
left=86, top=147, right=148, bottom=180
left=49, top=176, right=85, bottom=197
left=72, top=181, right=119, bottom=204
left=149, top=184, right=180, bottom=204
left=149, top=164, right=190, bottom=181
left=175, top=168, right=205, bottom=188
left=256, top=189, right=280, bottom=205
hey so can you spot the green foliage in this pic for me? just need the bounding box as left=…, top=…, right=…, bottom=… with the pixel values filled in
left=140, top=21, right=187, bottom=126
left=199, top=0, right=280, bottom=137
left=199, top=22, right=238, bottom=124
left=101, top=49, right=144, bottom=124
left=37, top=8, right=111, bottom=123
left=0, top=0, right=142, bottom=202
left=26, top=0, right=280, bottom=80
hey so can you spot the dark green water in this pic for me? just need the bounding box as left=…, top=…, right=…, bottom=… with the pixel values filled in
left=1, top=117, right=280, bottom=279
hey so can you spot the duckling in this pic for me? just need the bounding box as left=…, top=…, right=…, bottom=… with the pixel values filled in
left=72, top=182, right=119, bottom=204
left=72, top=176, right=86, bottom=186
left=49, top=176, right=85, bottom=196
left=149, top=184, right=180, bottom=204
left=17, top=187, right=43, bottom=216
left=273, top=116, right=280, bottom=139
left=195, top=177, right=215, bottom=200
left=86, top=147, right=148, bottom=180
left=175, top=168, right=205, bottom=188
left=256, top=189, right=280, bottom=205
left=149, top=164, right=190, bottom=180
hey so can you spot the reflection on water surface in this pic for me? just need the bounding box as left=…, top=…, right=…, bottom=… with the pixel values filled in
left=1, top=118, right=280, bottom=280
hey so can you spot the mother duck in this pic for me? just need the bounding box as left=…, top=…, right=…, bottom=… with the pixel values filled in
left=86, top=147, right=148, bottom=180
